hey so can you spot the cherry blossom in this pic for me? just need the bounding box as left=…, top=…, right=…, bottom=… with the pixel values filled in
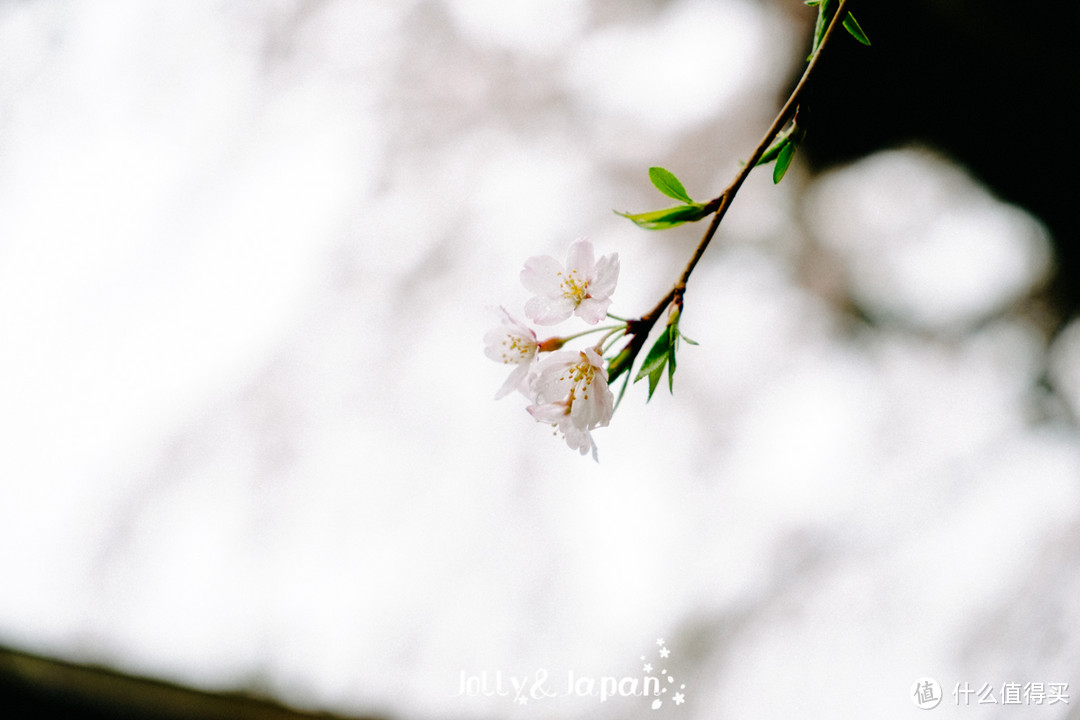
left=484, top=307, right=539, bottom=399
left=520, top=237, right=619, bottom=325
left=527, top=347, right=614, bottom=458
left=527, top=399, right=597, bottom=460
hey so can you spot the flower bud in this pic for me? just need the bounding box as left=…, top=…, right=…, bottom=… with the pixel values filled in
left=537, top=337, right=566, bottom=352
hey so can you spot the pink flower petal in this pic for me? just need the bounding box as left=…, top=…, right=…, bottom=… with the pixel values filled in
left=520, top=255, right=564, bottom=296
left=494, top=362, right=531, bottom=400
left=525, top=295, right=575, bottom=325
left=564, top=237, right=595, bottom=276
left=574, top=297, right=611, bottom=324
left=590, top=253, right=620, bottom=298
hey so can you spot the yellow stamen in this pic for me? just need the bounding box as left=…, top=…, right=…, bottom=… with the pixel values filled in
left=560, top=269, right=589, bottom=304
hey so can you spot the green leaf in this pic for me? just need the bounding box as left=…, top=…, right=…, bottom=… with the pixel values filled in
left=647, top=361, right=664, bottom=398
left=756, top=125, right=796, bottom=167
left=622, top=306, right=700, bottom=401
left=606, top=345, right=635, bottom=384
left=842, top=12, right=870, bottom=45
left=666, top=322, right=677, bottom=393
left=773, top=140, right=797, bottom=184
left=634, top=330, right=672, bottom=401
left=634, top=332, right=670, bottom=384
left=812, top=5, right=825, bottom=56
left=615, top=203, right=711, bottom=230
left=648, top=166, right=694, bottom=204
left=808, top=0, right=830, bottom=59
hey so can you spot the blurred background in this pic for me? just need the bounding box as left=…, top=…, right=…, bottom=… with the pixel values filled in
left=2, top=0, right=1079, bottom=718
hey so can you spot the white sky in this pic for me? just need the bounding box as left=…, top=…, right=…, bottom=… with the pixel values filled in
left=1, top=1, right=1078, bottom=719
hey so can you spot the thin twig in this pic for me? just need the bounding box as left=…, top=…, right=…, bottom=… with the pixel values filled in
left=611, top=0, right=855, bottom=379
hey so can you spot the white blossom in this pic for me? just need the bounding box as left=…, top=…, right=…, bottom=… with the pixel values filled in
left=527, top=347, right=613, bottom=459
left=483, top=307, right=539, bottom=399
left=520, top=237, right=619, bottom=325
left=527, top=399, right=597, bottom=460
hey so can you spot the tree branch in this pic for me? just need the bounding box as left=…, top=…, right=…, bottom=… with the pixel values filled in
left=610, top=0, right=856, bottom=382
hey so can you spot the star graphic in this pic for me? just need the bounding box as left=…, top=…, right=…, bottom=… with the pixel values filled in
left=656, top=638, right=665, bottom=646
left=643, top=663, right=653, bottom=673
left=516, top=696, right=528, bottom=705
left=673, top=692, right=685, bottom=705
left=659, top=647, right=670, bottom=658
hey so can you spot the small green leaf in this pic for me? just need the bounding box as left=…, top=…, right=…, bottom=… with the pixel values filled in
left=773, top=141, right=797, bottom=184
left=756, top=144, right=781, bottom=167
left=648, top=166, right=695, bottom=204
left=634, top=332, right=670, bottom=383
left=756, top=125, right=796, bottom=167
left=842, top=12, right=870, bottom=45
left=666, top=323, right=678, bottom=393
left=808, top=0, right=830, bottom=59
left=607, top=345, right=635, bottom=384
left=647, top=361, right=664, bottom=398
left=634, top=331, right=672, bottom=401
left=615, top=203, right=711, bottom=230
